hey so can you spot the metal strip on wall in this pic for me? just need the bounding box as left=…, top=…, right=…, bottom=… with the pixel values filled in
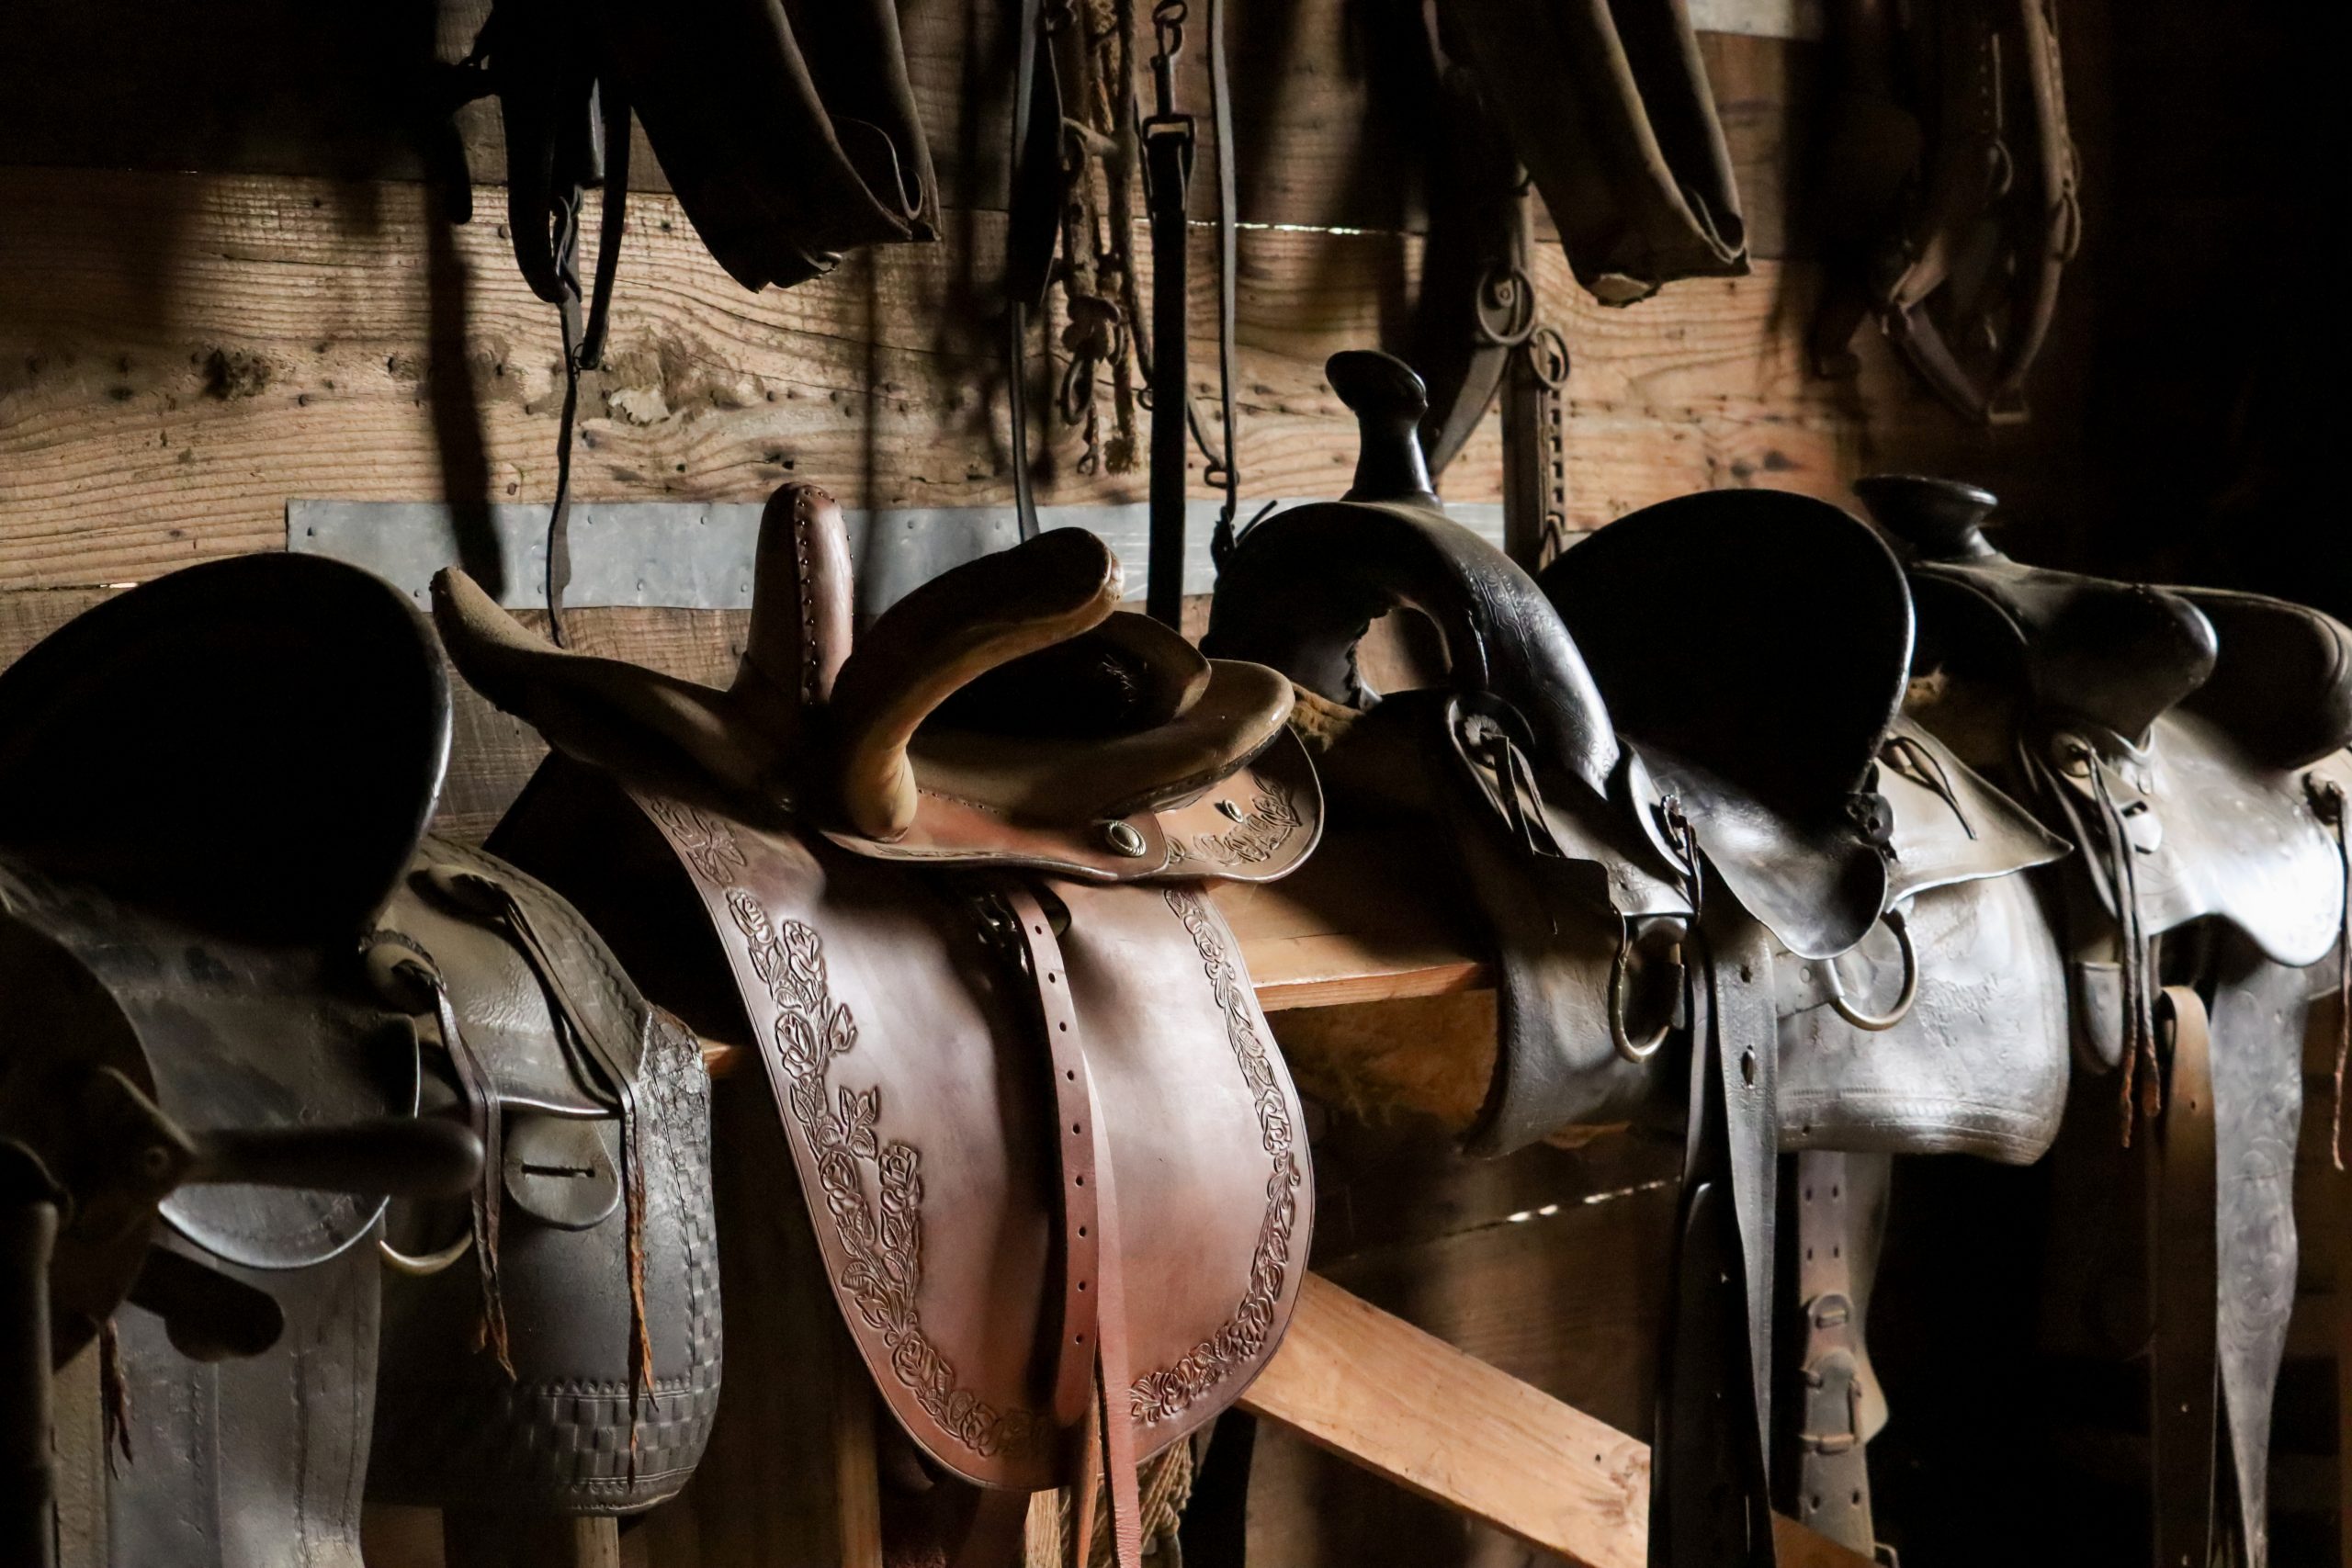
left=288, top=499, right=1509, bottom=616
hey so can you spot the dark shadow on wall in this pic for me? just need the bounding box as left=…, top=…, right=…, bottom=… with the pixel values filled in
left=0, top=0, right=471, bottom=186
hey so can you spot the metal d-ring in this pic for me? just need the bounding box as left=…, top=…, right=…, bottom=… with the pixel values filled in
left=1823, top=908, right=1919, bottom=1032
left=1610, top=924, right=1676, bottom=1064
left=379, top=1229, right=474, bottom=1277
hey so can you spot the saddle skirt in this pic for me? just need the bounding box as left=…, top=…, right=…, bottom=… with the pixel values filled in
left=435, top=483, right=1317, bottom=1551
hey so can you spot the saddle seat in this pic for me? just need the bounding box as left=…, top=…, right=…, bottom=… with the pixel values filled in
left=436, top=483, right=1317, bottom=1563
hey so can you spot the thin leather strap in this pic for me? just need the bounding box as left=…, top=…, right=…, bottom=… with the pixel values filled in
left=1005, top=0, right=1061, bottom=543
left=993, top=885, right=1143, bottom=1568
left=547, top=296, right=582, bottom=648
left=1141, top=7, right=1196, bottom=628
left=1789, top=1150, right=1875, bottom=1557
left=2149, top=986, right=2218, bottom=1568
left=368, top=930, right=514, bottom=1375
left=1202, top=0, right=1240, bottom=567
left=578, top=80, right=630, bottom=372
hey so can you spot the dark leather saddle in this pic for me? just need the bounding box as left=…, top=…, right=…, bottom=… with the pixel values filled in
left=1206, top=351, right=2067, bottom=1565
left=0, top=555, right=475, bottom=1568
left=1434, top=0, right=1748, bottom=306
left=363, top=831, right=722, bottom=1521
left=432, top=482, right=1320, bottom=1568
left=0, top=553, right=719, bottom=1566
left=1860, top=473, right=2352, bottom=1568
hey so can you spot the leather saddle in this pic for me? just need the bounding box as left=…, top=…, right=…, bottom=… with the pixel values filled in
left=432, top=482, right=1320, bottom=1567
left=364, top=832, right=722, bottom=1520
left=0, top=555, right=479, bottom=1568
left=1434, top=0, right=1748, bottom=307
left=468, top=0, right=936, bottom=310
left=0, top=553, right=719, bottom=1565
left=1860, top=473, right=2352, bottom=1568
left=1811, top=0, right=2081, bottom=422
left=1206, top=350, right=2067, bottom=1565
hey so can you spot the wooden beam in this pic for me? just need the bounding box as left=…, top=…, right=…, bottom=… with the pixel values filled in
left=1239, top=1274, right=1877, bottom=1568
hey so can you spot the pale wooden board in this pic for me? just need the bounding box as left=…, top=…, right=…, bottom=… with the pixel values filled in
left=1238, top=1275, right=1879, bottom=1568
left=0, top=165, right=2079, bottom=592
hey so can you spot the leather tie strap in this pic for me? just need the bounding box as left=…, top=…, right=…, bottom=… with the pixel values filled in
left=368, top=931, right=514, bottom=1376
left=994, top=884, right=1144, bottom=1568
left=2149, top=985, right=2218, bottom=1568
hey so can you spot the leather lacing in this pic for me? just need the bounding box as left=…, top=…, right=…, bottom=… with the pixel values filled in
left=368, top=928, right=516, bottom=1377
left=2054, top=737, right=2162, bottom=1143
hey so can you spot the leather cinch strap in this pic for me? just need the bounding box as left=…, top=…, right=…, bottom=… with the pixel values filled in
left=993, top=884, right=1144, bottom=1568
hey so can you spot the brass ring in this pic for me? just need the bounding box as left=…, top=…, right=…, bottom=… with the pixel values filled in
left=1824, top=908, right=1919, bottom=1032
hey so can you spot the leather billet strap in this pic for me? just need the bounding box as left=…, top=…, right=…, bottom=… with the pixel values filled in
left=989, top=883, right=1144, bottom=1568
left=2149, top=986, right=2218, bottom=1568
left=1654, top=903, right=1780, bottom=1568
left=1788, top=1151, right=1879, bottom=1560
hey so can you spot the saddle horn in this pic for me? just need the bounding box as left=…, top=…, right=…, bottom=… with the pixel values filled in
left=1205, top=350, right=1621, bottom=802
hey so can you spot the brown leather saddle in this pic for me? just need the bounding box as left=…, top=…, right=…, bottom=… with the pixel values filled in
left=1859, top=472, right=2352, bottom=1568
left=432, top=482, right=1320, bottom=1567
left=0, top=554, right=719, bottom=1566
left=0, top=556, right=477, bottom=1568
left=1811, top=0, right=2081, bottom=422
left=1206, top=350, right=2067, bottom=1565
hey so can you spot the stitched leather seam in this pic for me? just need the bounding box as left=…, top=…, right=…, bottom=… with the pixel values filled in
left=1129, top=887, right=1302, bottom=1425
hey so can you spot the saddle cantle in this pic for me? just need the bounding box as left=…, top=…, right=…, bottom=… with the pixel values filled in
left=1208, top=352, right=2072, bottom=1565
left=432, top=482, right=1318, bottom=1566
left=1860, top=472, right=2352, bottom=1568
left=0, top=555, right=483, bottom=1568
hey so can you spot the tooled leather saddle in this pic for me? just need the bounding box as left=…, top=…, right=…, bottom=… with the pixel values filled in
left=431, top=481, right=1320, bottom=1567
left=0, top=553, right=720, bottom=1566
left=1859, top=473, right=2352, bottom=1568
left=1207, top=350, right=2070, bottom=1565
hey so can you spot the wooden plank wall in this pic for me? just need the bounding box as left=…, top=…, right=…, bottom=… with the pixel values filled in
left=0, top=4, right=2162, bottom=1566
